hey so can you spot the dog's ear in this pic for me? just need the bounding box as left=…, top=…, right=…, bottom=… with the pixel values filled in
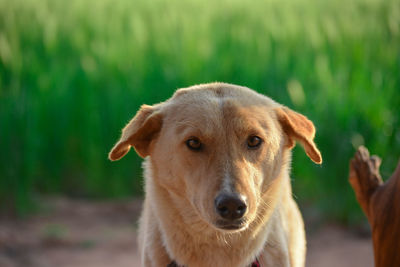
left=109, top=104, right=162, bottom=160
left=275, top=107, right=322, bottom=164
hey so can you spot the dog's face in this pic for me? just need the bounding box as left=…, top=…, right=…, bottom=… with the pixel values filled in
left=109, top=83, right=321, bottom=232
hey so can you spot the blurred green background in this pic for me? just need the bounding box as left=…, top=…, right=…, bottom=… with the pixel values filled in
left=0, top=0, right=399, bottom=223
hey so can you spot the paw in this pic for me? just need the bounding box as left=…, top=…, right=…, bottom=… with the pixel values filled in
left=349, top=146, right=383, bottom=216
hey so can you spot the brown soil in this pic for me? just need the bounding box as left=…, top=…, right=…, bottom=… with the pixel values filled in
left=0, top=198, right=374, bottom=267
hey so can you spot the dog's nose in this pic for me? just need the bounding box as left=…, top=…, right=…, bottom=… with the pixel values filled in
left=215, top=193, right=247, bottom=220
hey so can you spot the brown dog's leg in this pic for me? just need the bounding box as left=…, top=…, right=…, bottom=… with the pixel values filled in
left=349, top=146, right=400, bottom=267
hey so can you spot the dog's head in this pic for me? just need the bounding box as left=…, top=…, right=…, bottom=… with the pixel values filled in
left=109, top=83, right=321, bottom=232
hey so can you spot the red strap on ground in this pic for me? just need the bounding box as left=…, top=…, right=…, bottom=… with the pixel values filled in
left=251, top=257, right=261, bottom=267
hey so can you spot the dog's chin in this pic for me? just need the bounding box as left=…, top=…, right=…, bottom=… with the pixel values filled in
left=213, top=219, right=249, bottom=233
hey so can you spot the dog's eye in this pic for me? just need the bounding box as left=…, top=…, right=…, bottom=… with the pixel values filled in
left=186, top=138, right=202, bottom=151
left=247, top=136, right=263, bottom=149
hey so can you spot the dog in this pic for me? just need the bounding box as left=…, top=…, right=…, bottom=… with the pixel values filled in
left=349, top=146, right=400, bottom=267
left=109, top=83, right=322, bottom=267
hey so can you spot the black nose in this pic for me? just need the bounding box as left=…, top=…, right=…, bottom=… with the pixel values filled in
left=215, top=193, right=247, bottom=220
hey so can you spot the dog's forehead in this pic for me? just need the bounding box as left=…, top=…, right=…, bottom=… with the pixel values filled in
left=162, top=83, right=278, bottom=132
left=171, top=83, right=273, bottom=105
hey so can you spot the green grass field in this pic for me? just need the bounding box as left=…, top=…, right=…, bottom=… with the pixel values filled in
left=0, top=0, right=399, bottom=222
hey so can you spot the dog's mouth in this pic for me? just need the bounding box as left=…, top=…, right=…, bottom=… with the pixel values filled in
left=215, top=219, right=248, bottom=231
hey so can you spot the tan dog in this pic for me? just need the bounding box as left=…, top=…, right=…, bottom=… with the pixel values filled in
left=109, top=83, right=322, bottom=267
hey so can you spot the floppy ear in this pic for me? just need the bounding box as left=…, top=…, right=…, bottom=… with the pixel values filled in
left=108, top=104, right=162, bottom=160
left=275, top=107, right=322, bottom=164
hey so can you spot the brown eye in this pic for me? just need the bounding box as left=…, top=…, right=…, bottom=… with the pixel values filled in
left=186, top=137, right=202, bottom=151
left=247, top=136, right=262, bottom=149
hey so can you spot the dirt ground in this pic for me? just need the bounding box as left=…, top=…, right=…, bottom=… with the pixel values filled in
left=0, top=198, right=374, bottom=267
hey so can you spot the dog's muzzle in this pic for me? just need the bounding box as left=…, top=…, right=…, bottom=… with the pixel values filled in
left=214, top=193, right=247, bottom=229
